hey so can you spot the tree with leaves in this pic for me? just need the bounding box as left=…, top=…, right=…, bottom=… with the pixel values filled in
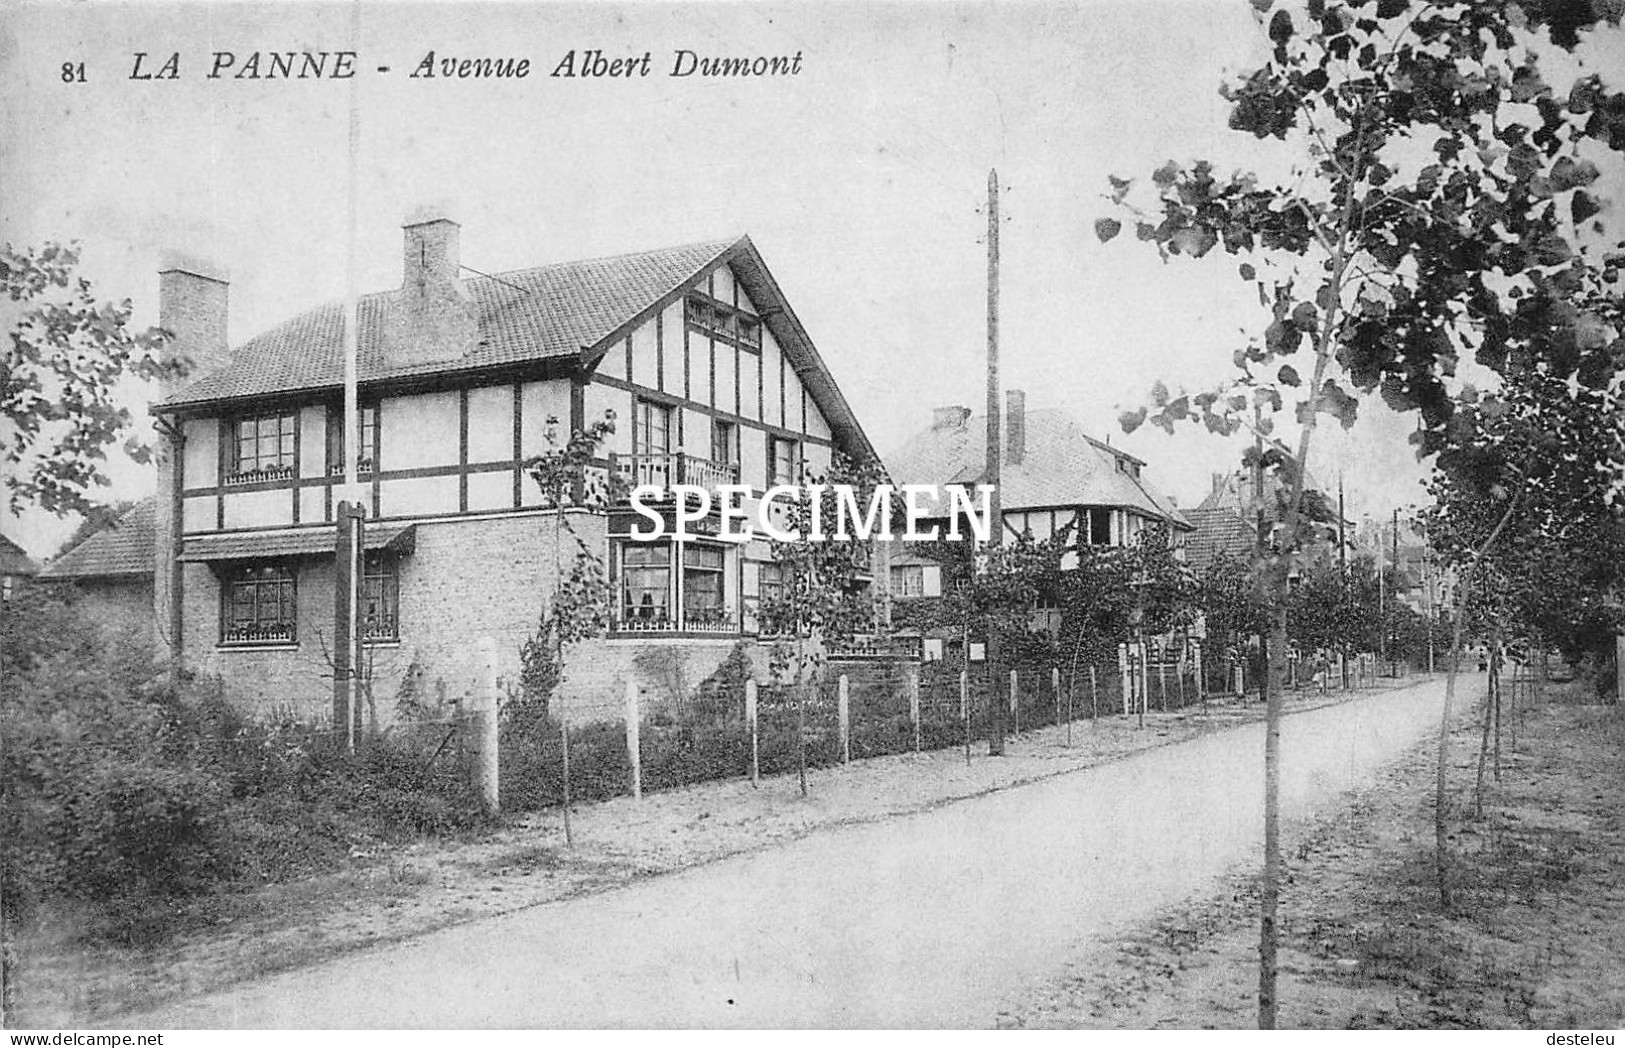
left=520, top=411, right=622, bottom=844
left=757, top=453, right=884, bottom=795
left=3, top=242, right=182, bottom=519
left=1098, top=0, right=1625, bottom=1026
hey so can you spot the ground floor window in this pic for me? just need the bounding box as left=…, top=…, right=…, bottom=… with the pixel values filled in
left=682, top=545, right=727, bottom=628
left=621, top=542, right=673, bottom=627
left=361, top=554, right=399, bottom=642
left=615, top=540, right=735, bottom=633
left=222, top=563, right=297, bottom=645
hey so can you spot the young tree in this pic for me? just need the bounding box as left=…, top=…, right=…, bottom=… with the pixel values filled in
left=1098, top=0, right=1625, bottom=1026
left=521, top=411, right=622, bottom=844
left=3, top=242, right=182, bottom=519
left=758, top=454, right=884, bottom=795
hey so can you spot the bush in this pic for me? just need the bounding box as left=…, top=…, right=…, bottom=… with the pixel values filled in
left=0, top=591, right=492, bottom=944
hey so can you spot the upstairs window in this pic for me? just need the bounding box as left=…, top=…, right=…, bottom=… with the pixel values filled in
left=222, top=563, right=297, bottom=645
left=686, top=294, right=761, bottom=352
left=758, top=561, right=784, bottom=606
left=711, top=419, right=737, bottom=467
left=634, top=399, right=672, bottom=457
left=890, top=565, right=924, bottom=598
left=229, top=413, right=296, bottom=483
left=769, top=437, right=801, bottom=487
left=327, top=404, right=378, bottom=476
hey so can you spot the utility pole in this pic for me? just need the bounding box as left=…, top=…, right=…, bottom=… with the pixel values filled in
left=333, top=0, right=364, bottom=753
left=1378, top=517, right=1387, bottom=677
left=1392, top=508, right=1400, bottom=676
left=985, top=168, right=1005, bottom=756
left=1253, top=404, right=1267, bottom=699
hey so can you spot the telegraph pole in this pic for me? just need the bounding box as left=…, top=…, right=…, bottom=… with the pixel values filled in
left=985, top=168, right=1006, bottom=756
left=1339, top=473, right=1348, bottom=689
left=333, top=0, right=365, bottom=752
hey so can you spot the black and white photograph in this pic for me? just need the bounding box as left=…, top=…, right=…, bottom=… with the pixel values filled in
left=2, top=0, right=1623, bottom=1033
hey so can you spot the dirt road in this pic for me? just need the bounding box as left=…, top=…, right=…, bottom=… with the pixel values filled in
left=133, top=674, right=1472, bottom=1028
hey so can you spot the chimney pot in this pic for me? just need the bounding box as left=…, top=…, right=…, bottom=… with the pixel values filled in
left=932, top=405, right=971, bottom=430
left=1005, top=389, right=1026, bottom=466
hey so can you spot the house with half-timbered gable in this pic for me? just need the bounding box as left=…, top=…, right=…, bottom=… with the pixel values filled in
left=151, top=210, right=879, bottom=721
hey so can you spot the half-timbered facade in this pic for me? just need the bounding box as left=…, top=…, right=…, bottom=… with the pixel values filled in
left=884, top=391, right=1192, bottom=657
left=152, top=213, right=877, bottom=721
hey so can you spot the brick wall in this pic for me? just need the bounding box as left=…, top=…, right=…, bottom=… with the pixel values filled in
left=182, top=509, right=781, bottom=727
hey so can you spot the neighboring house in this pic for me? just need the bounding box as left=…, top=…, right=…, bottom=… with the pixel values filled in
left=0, top=533, right=42, bottom=603
left=34, top=499, right=157, bottom=637
left=150, top=211, right=878, bottom=722
left=884, top=390, right=1193, bottom=658
left=1187, top=469, right=1347, bottom=581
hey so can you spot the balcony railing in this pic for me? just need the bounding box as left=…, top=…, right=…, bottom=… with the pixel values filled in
left=612, top=452, right=739, bottom=493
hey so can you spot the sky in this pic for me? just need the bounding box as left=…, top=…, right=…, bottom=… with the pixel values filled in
left=3, top=0, right=1594, bottom=559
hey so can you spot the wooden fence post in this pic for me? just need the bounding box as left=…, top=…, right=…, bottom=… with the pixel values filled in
left=745, top=679, right=760, bottom=786
left=838, top=673, right=851, bottom=764
left=471, top=637, right=500, bottom=816
left=624, top=678, right=641, bottom=800
left=960, top=668, right=970, bottom=766
left=1010, top=669, right=1020, bottom=734
left=1089, top=665, right=1099, bottom=725
left=908, top=662, right=922, bottom=753
left=1052, top=666, right=1061, bottom=735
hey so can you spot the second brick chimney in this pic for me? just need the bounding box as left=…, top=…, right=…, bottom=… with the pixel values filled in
left=1005, top=389, right=1026, bottom=466
left=386, top=206, right=478, bottom=367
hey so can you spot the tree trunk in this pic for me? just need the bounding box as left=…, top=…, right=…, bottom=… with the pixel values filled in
left=1258, top=616, right=1286, bottom=1030
left=1473, top=656, right=1495, bottom=819
left=796, top=677, right=809, bottom=798
left=1492, top=642, right=1502, bottom=782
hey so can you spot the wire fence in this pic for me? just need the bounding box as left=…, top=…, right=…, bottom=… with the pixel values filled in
left=481, top=653, right=1229, bottom=814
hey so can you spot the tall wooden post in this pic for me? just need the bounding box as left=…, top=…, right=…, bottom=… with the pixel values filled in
left=960, top=668, right=971, bottom=766
left=1052, top=667, right=1061, bottom=733
left=985, top=167, right=1006, bottom=757
left=1010, top=669, right=1019, bottom=733
left=624, top=679, right=642, bottom=800
left=471, top=637, right=500, bottom=816
left=745, top=679, right=760, bottom=786
left=331, top=501, right=364, bottom=751
left=908, top=662, right=922, bottom=753
left=838, top=673, right=851, bottom=764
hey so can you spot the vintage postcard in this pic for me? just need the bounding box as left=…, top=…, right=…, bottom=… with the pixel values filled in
left=3, top=0, right=1622, bottom=1035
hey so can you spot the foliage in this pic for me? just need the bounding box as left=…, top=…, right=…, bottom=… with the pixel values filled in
left=758, top=451, right=886, bottom=678
left=2, top=242, right=183, bottom=518
left=1, top=592, right=487, bottom=945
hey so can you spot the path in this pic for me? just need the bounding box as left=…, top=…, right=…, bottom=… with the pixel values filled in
left=133, top=674, right=1471, bottom=1028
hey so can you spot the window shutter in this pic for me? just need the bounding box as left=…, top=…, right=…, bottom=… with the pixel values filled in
left=922, top=565, right=941, bottom=597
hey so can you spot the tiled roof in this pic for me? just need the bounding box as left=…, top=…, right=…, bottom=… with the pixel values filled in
left=1184, top=506, right=1255, bottom=573
left=886, top=407, right=1192, bottom=528
left=0, top=534, right=41, bottom=576
left=38, top=499, right=156, bottom=579
left=162, top=239, right=740, bottom=407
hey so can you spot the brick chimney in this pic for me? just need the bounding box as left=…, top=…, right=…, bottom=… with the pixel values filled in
left=386, top=206, right=478, bottom=366
left=1005, top=389, right=1026, bottom=466
left=154, top=251, right=228, bottom=673
left=932, top=405, right=971, bottom=430
left=157, top=252, right=230, bottom=396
